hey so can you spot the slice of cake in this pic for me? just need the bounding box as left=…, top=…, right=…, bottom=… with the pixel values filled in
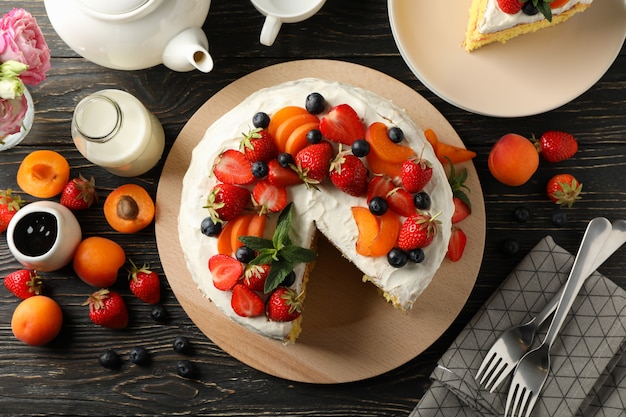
left=464, top=0, right=593, bottom=52
left=178, top=78, right=461, bottom=344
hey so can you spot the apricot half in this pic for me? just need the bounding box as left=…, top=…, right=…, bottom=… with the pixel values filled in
left=104, top=184, right=155, bottom=233
left=17, top=150, right=70, bottom=198
left=365, top=122, right=415, bottom=164
left=353, top=207, right=401, bottom=257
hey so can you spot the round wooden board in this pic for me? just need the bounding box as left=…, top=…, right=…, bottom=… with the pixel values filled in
left=155, top=60, right=485, bottom=383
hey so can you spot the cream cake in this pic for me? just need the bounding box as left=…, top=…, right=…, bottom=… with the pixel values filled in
left=464, top=0, right=593, bottom=52
left=178, top=78, right=455, bottom=343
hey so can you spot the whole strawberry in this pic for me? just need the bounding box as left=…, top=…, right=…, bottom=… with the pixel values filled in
left=497, top=0, right=523, bottom=14
left=329, top=150, right=368, bottom=197
left=128, top=260, right=160, bottom=304
left=240, top=128, right=278, bottom=163
left=83, top=289, right=129, bottom=329
left=0, top=189, right=25, bottom=233
left=536, top=131, right=578, bottom=163
left=266, top=287, right=303, bottom=322
left=294, top=141, right=334, bottom=187
left=60, top=175, right=97, bottom=210
left=4, top=269, right=43, bottom=299
left=397, top=212, right=441, bottom=250
left=204, top=183, right=250, bottom=223
left=547, top=173, right=582, bottom=207
left=401, top=156, right=432, bottom=193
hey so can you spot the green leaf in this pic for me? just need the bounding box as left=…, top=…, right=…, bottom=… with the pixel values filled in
left=280, top=245, right=317, bottom=264
left=238, top=235, right=274, bottom=250
left=273, top=202, right=293, bottom=248
left=250, top=250, right=279, bottom=265
left=264, top=258, right=294, bottom=294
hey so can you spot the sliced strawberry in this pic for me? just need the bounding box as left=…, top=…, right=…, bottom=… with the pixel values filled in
left=387, top=187, right=415, bottom=218
left=451, top=196, right=471, bottom=224
left=446, top=227, right=467, bottom=262
left=231, top=284, right=264, bottom=317
left=267, top=159, right=302, bottom=187
left=366, top=175, right=394, bottom=203
left=319, top=104, right=365, bottom=146
left=208, top=254, right=243, bottom=291
left=252, top=180, right=287, bottom=214
left=213, top=149, right=254, bottom=185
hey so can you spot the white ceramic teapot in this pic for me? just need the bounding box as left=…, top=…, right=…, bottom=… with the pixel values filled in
left=44, top=0, right=213, bottom=72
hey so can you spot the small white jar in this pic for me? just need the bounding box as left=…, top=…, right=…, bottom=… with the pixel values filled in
left=72, top=89, right=165, bottom=177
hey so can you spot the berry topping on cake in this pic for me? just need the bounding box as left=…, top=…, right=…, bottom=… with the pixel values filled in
left=319, top=104, right=365, bottom=146
left=294, top=141, right=334, bottom=187
left=266, top=287, right=304, bottom=322
left=204, top=183, right=250, bottom=223
left=240, top=128, right=278, bottom=163
left=252, top=180, right=288, bottom=214
left=231, top=284, right=264, bottom=317
left=329, top=148, right=368, bottom=197
left=400, top=154, right=433, bottom=193
left=213, top=149, right=255, bottom=185
left=209, top=254, right=244, bottom=291
left=497, top=0, right=523, bottom=14
left=397, top=212, right=441, bottom=250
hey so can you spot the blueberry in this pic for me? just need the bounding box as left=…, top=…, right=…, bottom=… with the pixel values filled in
left=512, top=206, right=530, bottom=224
left=502, top=239, right=520, bottom=256
left=387, top=247, right=408, bottom=268
left=99, top=349, right=122, bottom=370
left=351, top=139, right=370, bottom=157
left=277, top=152, right=294, bottom=168
left=235, top=246, right=256, bottom=263
left=305, top=92, right=326, bottom=114
left=407, top=248, right=425, bottom=263
left=252, top=160, right=269, bottom=178
left=252, top=112, right=270, bottom=128
left=150, top=305, right=168, bottom=323
left=388, top=127, right=404, bottom=143
left=522, top=2, right=539, bottom=15
left=281, top=270, right=296, bottom=287
left=200, top=217, right=222, bottom=237
left=176, top=360, right=198, bottom=379
left=173, top=336, right=191, bottom=354
left=306, top=129, right=322, bottom=144
left=129, top=346, right=150, bottom=366
left=413, top=192, right=431, bottom=210
left=368, top=196, right=388, bottom=216
left=552, top=211, right=568, bottom=227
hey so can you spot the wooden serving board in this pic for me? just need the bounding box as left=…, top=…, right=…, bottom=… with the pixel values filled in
left=155, top=60, right=486, bottom=383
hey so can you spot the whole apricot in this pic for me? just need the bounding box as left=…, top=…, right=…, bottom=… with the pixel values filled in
left=17, top=150, right=70, bottom=198
left=488, top=133, right=539, bottom=186
left=11, top=295, right=63, bottom=346
left=73, top=236, right=126, bottom=287
left=104, top=184, right=155, bottom=234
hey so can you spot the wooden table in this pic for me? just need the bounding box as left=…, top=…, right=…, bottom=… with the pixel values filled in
left=1, top=1, right=624, bottom=415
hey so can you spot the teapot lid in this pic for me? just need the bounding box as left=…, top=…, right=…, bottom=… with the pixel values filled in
left=77, top=0, right=150, bottom=15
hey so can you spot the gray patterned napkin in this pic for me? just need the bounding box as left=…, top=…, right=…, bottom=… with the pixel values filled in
left=410, top=236, right=626, bottom=417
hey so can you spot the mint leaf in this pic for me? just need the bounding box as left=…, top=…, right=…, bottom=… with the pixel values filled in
left=238, top=235, right=274, bottom=250
left=273, top=202, right=293, bottom=248
left=264, top=258, right=293, bottom=294
left=280, top=245, right=317, bottom=263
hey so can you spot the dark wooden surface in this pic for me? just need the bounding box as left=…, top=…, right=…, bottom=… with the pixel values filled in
left=1, top=1, right=624, bottom=415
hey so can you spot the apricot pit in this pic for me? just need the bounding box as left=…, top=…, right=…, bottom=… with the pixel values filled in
left=104, top=184, right=155, bottom=233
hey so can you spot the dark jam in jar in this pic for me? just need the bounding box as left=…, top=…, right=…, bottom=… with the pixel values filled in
left=13, top=212, right=58, bottom=257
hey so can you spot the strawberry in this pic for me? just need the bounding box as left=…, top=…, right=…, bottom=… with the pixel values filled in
left=319, top=104, right=365, bottom=146
left=208, top=254, right=243, bottom=291
left=294, top=141, right=334, bottom=187
left=4, top=269, right=43, bottom=299
left=212, top=149, right=255, bottom=185
left=536, top=131, right=578, bottom=163
left=231, top=284, right=264, bottom=317
left=127, top=260, right=160, bottom=304
left=243, top=264, right=270, bottom=292
left=267, top=159, right=302, bottom=187
left=252, top=180, right=287, bottom=213
left=497, top=0, right=523, bottom=14
left=401, top=157, right=432, bottom=193
left=387, top=187, right=416, bottom=218
left=84, top=289, right=129, bottom=329
left=397, top=212, right=440, bottom=250
left=60, top=175, right=97, bottom=210
left=0, top=189, right=24, bottom=233
left=546, top=174, right=582, bottom=207
left=266, top=287, right=303, bottom=322
left=366, top=175, right=394, bottom=203
left=451, top=196, right=471, bottom=224
left=240, top=128, right=278, bottom=163
left=329, top=150, right=368, bottom=197
left=204, top=183, right=250, bottom=222
left=446, top=227, right=467, bottom=262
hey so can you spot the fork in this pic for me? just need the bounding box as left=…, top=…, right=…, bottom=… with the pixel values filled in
left=475, top=218, right=626, bottom=393
left=503, top=217, right=619, bottom=417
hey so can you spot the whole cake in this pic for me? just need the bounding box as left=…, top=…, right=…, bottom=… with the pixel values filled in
left=178, top=78, right=457, bottom=343
left=464, top=0, right=593, bottom=52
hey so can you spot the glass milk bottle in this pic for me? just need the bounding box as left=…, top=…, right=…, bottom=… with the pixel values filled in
left=72, top=89, right=165, bottom=177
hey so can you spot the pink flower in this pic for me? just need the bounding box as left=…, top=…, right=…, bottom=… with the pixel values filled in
left=0, top=94, right=27, bottom=140
left=0, top=8, right=51, bottom=86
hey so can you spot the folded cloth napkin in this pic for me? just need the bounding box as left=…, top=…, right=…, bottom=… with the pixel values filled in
left=410, top=236, right=626, bottom=417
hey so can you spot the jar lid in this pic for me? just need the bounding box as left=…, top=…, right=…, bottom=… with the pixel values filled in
left=73, top=94, right=121, bottom=142
left=77, top=0, right=150, bottom=15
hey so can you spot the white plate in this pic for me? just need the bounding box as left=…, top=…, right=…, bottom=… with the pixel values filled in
left=388, top=0, right=626, bottom=117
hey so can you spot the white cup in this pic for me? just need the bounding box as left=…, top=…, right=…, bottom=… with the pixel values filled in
left=250, top=0, right=326, bottom=46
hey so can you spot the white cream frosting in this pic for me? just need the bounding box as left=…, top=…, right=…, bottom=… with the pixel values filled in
left=479, top=0, right=593, bottom=33
left=178, top=78, right=453, bottom=341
